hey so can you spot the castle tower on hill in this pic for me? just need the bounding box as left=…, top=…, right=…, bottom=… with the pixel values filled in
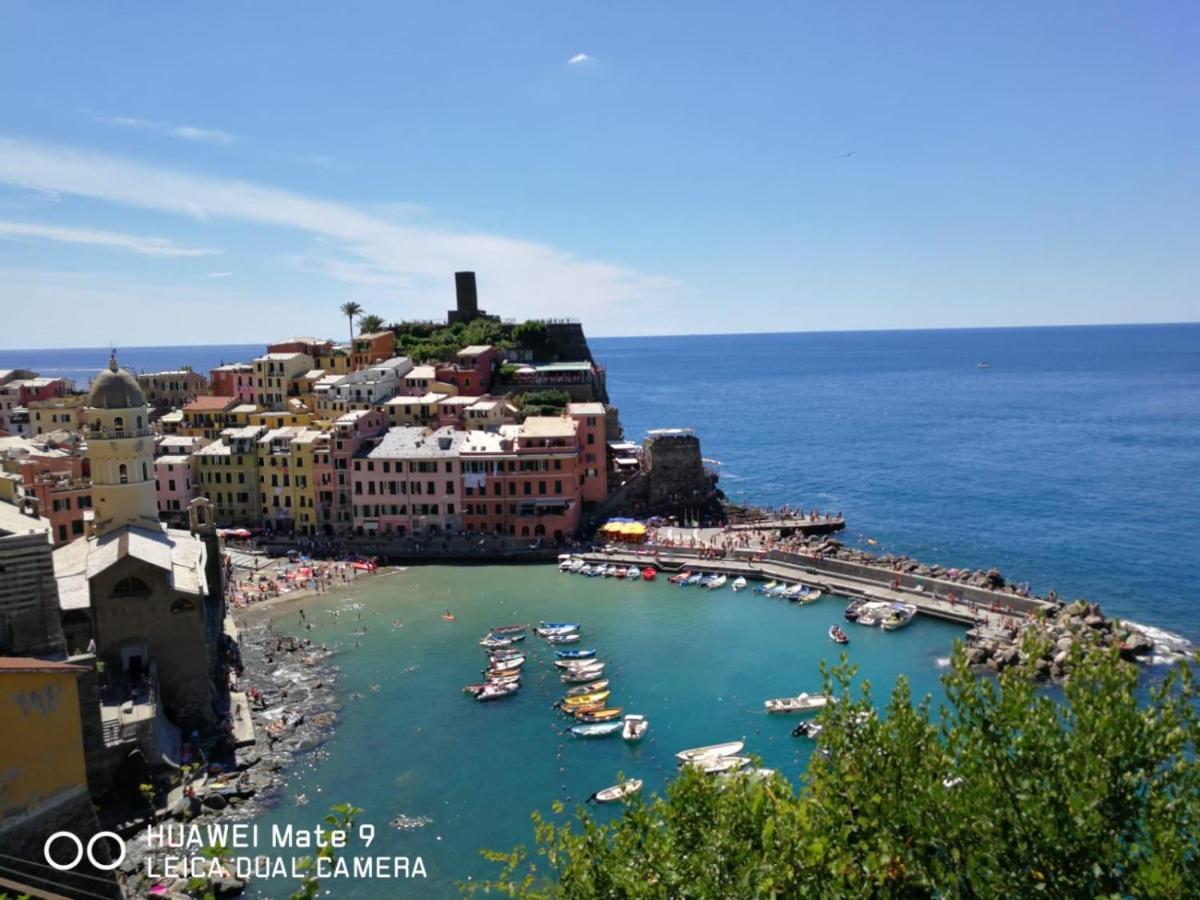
left=85, top=353, right=160, bottom=537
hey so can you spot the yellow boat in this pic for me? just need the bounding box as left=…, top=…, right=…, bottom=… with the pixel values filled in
left=561, top=689, right=610, bottom=708
left=576, top=707, right=623, bottom=723
left=570, top=699, right=608, bottom=715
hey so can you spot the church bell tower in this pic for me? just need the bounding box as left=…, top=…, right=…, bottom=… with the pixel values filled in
left=85, top=352, right=160, bottom=536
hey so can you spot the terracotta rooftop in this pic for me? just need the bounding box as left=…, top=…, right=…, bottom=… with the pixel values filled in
left=184, top=396, right=238, bottom=412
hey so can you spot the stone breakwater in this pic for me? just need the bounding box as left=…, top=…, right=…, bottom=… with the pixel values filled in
left=123, top=621, right=341, bottom=898
left=965, top=600, right=1192, bottom=678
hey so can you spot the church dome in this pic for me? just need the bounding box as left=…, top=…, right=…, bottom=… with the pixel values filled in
left=88, top=353, right=146, bottom=410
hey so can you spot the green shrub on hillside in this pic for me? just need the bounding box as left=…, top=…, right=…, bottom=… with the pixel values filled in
left=469, top=643, right=1200, bottom=898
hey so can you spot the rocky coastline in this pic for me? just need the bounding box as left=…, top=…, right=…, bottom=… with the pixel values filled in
left=122, top=620, right=342, bottom=898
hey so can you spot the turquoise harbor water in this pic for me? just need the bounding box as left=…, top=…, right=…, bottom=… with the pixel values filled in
left=247, top=566, right=962, bottom=897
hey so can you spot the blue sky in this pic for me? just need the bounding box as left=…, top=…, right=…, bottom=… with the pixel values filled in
left=0, top=2, right=1196, bottom=348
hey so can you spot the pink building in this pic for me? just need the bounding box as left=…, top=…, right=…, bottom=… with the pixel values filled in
left=460, top=417, right=582, bottom=542
left=328, top=409, right=387, bottom=533
left=568, top=402, right=608, bottom=505
left=351, top=426, right=466, bottom=536
left=155, top=454, right=197, bottom=527
left=433, top=344, right=496, bottom=396
left=209, top=364, right=255, bottom=403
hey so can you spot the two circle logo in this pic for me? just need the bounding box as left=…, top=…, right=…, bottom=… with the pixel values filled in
left=43, top=831, right=126, bottom=871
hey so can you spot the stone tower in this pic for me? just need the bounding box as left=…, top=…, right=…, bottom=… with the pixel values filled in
left=85, top=353, right=159, bottom=536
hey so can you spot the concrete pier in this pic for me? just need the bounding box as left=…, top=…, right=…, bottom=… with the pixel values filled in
left=579, top=546, right=1052, bottom=631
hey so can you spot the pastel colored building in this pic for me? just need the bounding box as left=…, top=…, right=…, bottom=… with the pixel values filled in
left=257, top=427, right=304, bottom=533
left=351, top=426, right=466, bottom=536
left=209, top=363, right=255, bottom=403
left=0, top=376, right=72, bottom=436
left=403, top=364, right=457, bottom=397
left=460, top=416, right=582, bottom=541
left=568, top=402, right=609, bottom=505
left=327, top=410, right=387, bottom=533
left=289, top=429, right=329, bottom=536
left=383, top=391, right=445, bottom=428
left=1, top=452, right=91, bottom=546
left=433, top=344, right=496, bottom=396
left=350, top=331, right=396, bottom=370
left=194, top=425, right=265, bottom=524
left=27, top=394, right=87, bottom=437
left=181, top=395, right=242, bottom=440
left=155, top=453, right=197, bottom=527
left=318, top=357, right=413, bottom=415
left=253, top=351, right=314, bottom=410
left=136, top=369, right=207, bottom=411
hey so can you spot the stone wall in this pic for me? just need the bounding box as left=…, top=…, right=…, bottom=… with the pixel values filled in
left=643, top=432, right=711, bottom=508
left=0, top=530, right=66, bottom=658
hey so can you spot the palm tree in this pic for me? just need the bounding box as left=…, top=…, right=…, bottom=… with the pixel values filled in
left=339, top=301, right=363, bottom=344
left=358, top=314, right=386, bottom=335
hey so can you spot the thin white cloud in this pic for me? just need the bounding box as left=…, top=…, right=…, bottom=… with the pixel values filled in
left=207, top=271, right=232, bottom=278
left=0, top=219, right=220, bottom=257
left=568, top=53, right=594, bottom=65
left=170, top=125, right=237, bottom=146
left=0, top=136, right=676, bottom=321
left=94, top=114, right=238, bottom=146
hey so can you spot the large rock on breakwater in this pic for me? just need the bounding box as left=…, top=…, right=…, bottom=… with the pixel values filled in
left=965, top=600, right=1161, bottom=679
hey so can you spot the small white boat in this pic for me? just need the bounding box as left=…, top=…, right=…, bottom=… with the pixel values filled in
left=705, top=574, right=728, bottom=591
left=731, top=576, right=747, bottom=592
left=685, top=572, right=704, bottom=586
left=881, top=602, right=917, bottom=630
left=561, top=663, right=606, bottom=683
left=717, top=766, right=775, bottom=782
left=799, top=590, right=823, bottom=605
left=686, top=755, right=751, bottom=775
left=478, top=636, right=514, bottom=648
left=764, top=692, right=832, bottom=714
left=538, top=621, right=580, bottom=635
left=675, top=740, right=745, bottom=765
left=624, top=567, right=640, bottom=580
left=488, top=655, right=525, bottom=669
left=558, top=554, right=574, bottom=571
left=753, top=580, right=777, bottom=594
left=546, top=632, right=581, bottom=644
left=555, top=657, right=604, bottom=669
left=622, top=714, right=649, bottom=742
left=571, top=722, right=623, bottom=739
left=569, top=558, right=586, bottom=573
left=783, top=584, right=807, bottom=600
left=476, top=683, right=519, bottom=701
left=589, top=779, right=643, bottom=803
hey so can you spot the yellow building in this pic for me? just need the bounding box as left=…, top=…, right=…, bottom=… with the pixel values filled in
left=253, top=352, right=314, bottom=410
left=288, top=428, right=329, bottom=536
left=249, top=410, right=313, bottom=430
left=27, top=394, right=87, bottom=436
left=257, top=426, right=305, bottom=532
left=194, top=425, right=264, bottom=524
left=0, top=658, right=89, bottom=821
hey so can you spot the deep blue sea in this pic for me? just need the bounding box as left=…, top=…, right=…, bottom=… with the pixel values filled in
left=7, top=325, right=1193, bottom=639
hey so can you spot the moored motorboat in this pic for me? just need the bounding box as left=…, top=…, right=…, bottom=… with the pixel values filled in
left=754, top=580, right=777, bottom=595
left=799, top=590, right=823, bottom=605
left=555, top=657, right=603, bottom=669
left=686, top=754, right=751, bottom=775
left=844, top=600, right=865, bottom=621
left=732, top=576, right=747, bottom=592
left=685, top=572, right=705, bottom=586
left=792, top=721, right=823, bottom=739
left=578, top=564, right=594, bottom=576
left=642, top=567, right=657, bottom=581
left=675, top=740, right=745, bottom=765
left=555, top=648, right=596, bottom=659
left=570, top=722, right=623, bottom=739
left=560, top=689, right=610, bottom=708
left=564, top=678, right=609, bottom=696
left=478, top=636, right=514, bottom=648
left=568, top=699, right=608, bottom=716
left=486, top=666, right=523, bottom=679
left=558, top=554, right=575, bottom=571
left=538, top=622, right=580, bottom=635
left=784, top=583, right=807, bottom=600
left=476, top=683, right=519, bottom=701
left=561, top=664, right=606, bottom=683
left=764, top=692, right=832, bottom=714
left=668, top=570, right=693, bottom=585
left=462, top=683, right=488, bottom=695
left=576, top=707, right=622, bottom=723
left=705, top=574, right=728, bottom=590
left=611, top=566, right=626, bottom=578
left=584, top=565, right=604, bottom=577
left=625, top=566, right=640, bottom=580
left=569, top=558, right=586, bottom=573
left=546, top=632, right=581, bottom=644
left=492, top=624, right=526, bottom=635
left=829, top=625, right=849, bottom=644
left=881, top=602, right=917, bottom=630
left=489, top=647, right=523, bottom=660
left=588, top=778, right=643, bottom=802
left=768, top=583, right=792, bottom=597
left=622, top=714, right=649, bottom=742
left=487, top=654, right=525, bottom=668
